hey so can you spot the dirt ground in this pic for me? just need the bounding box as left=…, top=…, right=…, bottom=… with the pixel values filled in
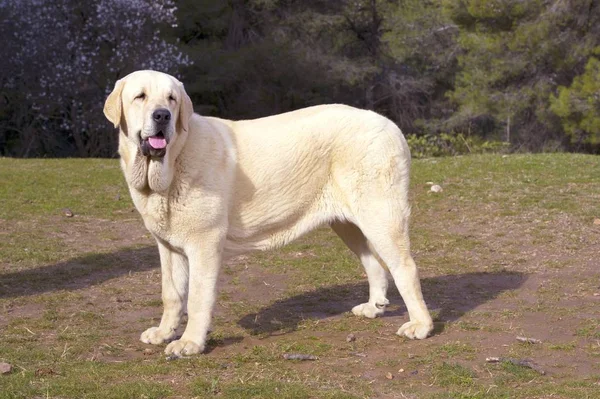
left=3, top=212, right=599, bottom=397
left=1, top=155, right=600, bottom=398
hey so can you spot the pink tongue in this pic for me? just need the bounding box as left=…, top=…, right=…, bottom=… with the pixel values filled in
left=148, top=136, right=167, bottom=149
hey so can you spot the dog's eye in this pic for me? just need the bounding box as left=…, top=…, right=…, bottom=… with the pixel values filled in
left=135, top=93, right=145, bottom=100
left=168, top=95, right=176, bottom=102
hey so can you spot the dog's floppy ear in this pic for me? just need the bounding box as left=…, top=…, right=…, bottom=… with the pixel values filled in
left=178, top=83, right=194, bottom=133
left=104, top=78, right=125, bottom=128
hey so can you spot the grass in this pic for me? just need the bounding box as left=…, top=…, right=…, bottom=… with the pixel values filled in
left=1, top=154, right=600, bottom=398
left=434, top=362, right=476, bottom=387
left=0, top=158, right=129, bottom=220
left=576, top=319, right=600, bottom=339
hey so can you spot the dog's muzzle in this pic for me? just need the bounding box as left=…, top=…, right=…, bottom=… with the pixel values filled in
left=140, top=109, right=171, bottom=158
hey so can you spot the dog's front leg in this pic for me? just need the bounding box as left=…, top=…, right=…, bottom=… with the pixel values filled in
left=141, top=239, right=188, bottom=345
left=164, top=237, right=222, bottom=356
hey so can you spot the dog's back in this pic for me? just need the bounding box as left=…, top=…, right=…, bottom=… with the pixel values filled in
left=216, top=104, right=411, bottom=255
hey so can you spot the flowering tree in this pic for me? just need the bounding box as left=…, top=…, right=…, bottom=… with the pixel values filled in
left=0, top=0, right=190, bottom=157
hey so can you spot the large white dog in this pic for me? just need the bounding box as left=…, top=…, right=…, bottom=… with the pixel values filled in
left=103, top=70, right=433, bottom=356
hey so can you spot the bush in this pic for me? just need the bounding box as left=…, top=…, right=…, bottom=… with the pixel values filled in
left=550, top=56, right=600, bottom=147
left=406, top=133, right=509, bottom=158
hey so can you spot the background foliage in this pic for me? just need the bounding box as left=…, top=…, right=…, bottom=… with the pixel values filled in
left=2, top=0, right=600, bottom=157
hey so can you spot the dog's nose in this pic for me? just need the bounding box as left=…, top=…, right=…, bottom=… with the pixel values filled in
left=152, top=109, right=171, bottom=124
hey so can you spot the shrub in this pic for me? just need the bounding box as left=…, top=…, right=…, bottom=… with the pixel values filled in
left=406, top=132, right=509, bottom=158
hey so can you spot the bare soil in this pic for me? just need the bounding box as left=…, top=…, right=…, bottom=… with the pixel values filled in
left=2, top=207, right=599, bottom=397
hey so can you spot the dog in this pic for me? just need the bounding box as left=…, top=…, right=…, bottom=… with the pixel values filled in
left=103, top=70, right=433, bottom=356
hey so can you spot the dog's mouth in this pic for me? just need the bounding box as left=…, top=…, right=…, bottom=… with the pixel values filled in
left=148, top=131, right=167, bottom=149
left=140, top=131, right=168, bottom=158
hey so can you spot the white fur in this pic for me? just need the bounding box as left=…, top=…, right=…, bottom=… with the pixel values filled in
left=104, top=70, right=434, bottom=356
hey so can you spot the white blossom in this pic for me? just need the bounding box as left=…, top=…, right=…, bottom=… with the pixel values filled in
left=0, top=0, right=191, bottom=156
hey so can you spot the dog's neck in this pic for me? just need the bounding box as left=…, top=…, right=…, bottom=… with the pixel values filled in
left=118, top=130, right=187, bottom=194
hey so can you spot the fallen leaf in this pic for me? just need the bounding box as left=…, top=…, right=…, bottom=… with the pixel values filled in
left=35, top=368, right=55, bottom=377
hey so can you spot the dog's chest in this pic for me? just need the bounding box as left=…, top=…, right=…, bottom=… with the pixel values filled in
left=133, top=191, right=207, bottom=249
left=132, top=193, right=175, bottom=240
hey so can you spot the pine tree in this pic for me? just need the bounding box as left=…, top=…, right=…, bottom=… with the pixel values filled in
left=444, top=0, right=600, bottom=150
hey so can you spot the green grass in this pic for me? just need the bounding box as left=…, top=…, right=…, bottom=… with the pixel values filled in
left=434, top=362, right=476, bottom=387
left=0, top=158, right=130, bottom=220
left=411, top=154, right=600, bottom=222
left=576, top=319, right=600, bottom=339
left=1, top=154, right=600, bottom=398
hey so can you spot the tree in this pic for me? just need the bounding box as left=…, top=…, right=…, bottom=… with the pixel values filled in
left=443, top=0, right=600, bottom=149
left=550, top=56, right=600, bottom=148
left=0, top=0, right=189, bottom=157
left=174, top=0, right=457, bottom=134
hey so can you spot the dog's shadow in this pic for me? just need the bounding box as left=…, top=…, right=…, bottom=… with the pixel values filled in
left=237, top=271, right=526, bottom=336
left=1, top=248, right=526, bottom=341
left=0, top=246, right=160, bottom=299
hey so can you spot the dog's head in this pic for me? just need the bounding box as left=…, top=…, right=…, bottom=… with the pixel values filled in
left=103, top=70, right=193, bottom=159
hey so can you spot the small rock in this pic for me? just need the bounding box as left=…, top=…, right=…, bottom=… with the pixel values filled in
left=425, top=181, right=434, bottom=186
left=430, top=184, right=443, bottom=193
left=115, top=194, right=121, bottom=201
left=386, top=372, right=394, bottom=380
left=516, top=336, right=542, bottom=344
left=346, top=333, right=356, bottom=343
left=283, top=353, right=318, bottom=361
left=62, top=208, right=74, bottom=217
left=398, top=368, right=405, bottom=373
left=594, top=218, right=600, bottom=226
left=408, top=353, right=415, bottom=359
left=143, top=348, right=155, bottom=355
left=410, top=370, right=419, bottom=375
left=0, top=362, right=12, bottom=374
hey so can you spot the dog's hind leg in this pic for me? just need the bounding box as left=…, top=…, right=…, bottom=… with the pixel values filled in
left=357, top=211, right=433, bottom=339
left=331, top=222, right=390, bottom=318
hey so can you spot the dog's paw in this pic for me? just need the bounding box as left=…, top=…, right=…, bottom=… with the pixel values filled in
left=164, top=338, right=204, bottom=357
left=351, top=301, right=387, bottom=319
left=397, top=320, right=433, bottom=340
left=140, top=326, right=176, bottom=345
